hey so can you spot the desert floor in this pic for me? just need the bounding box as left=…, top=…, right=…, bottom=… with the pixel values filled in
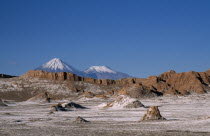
left=1, top=93, right=210, bottom=136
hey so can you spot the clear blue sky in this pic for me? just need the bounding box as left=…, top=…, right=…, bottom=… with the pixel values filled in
left=0, top=0, right=210, bottom=77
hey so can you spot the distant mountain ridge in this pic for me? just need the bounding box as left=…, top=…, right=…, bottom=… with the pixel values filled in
left=35, top=58, right=132, bottom=80
left=0, top=74, right=16, bottom=78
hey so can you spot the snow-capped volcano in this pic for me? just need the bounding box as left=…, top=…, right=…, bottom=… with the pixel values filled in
left=84, top=66, right=117, bottom=74
left=84, top=66, right=131, bottom=80
left=35, top=58, right=83, bottom=76
left=35, top=58, right=132, bottom=80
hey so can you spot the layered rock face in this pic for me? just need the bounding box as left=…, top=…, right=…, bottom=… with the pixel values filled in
left=123, top=70, right=210, bottom=96
left=158, top=70, right=210, bottom=95
left=25, top=70, right=116, bottom=85
left=24, top=69, right=210, bottom=97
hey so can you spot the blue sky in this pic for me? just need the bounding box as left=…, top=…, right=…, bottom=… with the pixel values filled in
left=0, top=0, right=210, bottom=77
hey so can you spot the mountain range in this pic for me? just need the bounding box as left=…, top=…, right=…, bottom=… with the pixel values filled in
left=35, top=58, right=131, bottom=80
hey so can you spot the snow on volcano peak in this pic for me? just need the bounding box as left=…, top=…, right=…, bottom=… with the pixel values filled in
left=84, top=66, right=117, bottom=74
left=34, top=58, right=132, bottom=79
left=35, top=58, right=82, bottom=76
left=84, top=66, right=131, bottom=79
left=41, top=58, right=71, bottom=71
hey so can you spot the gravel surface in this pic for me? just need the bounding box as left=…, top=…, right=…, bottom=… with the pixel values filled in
left=1, top=94, right=210, bottom=136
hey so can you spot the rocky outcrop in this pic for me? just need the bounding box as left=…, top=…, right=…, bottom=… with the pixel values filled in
left=63, top=102, right=86, bottom=109
left=74, top=116, right=90, bottom=123
left=124, top=100, right=144, bottom=108
left=126, top=85, right=163, bottom=98
left=158, top=70, right=210, bottom=95
left=141, top=106, right=166, bottom=121
left=24, top=70, right=116, bottom=85
left=51, top=103, right=67, bottom=111
left=27, top=92, right=51, bottom=103
left=126, top=70, right=210, bottom=96
left=83, top=91, right=95, bottom=98
left=23, top=69, right=210, bottom=98
left=51, top=102, right=86, bottom=111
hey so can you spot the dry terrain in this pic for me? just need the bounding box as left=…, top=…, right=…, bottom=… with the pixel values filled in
left=1, top=93, right=210, bottom=136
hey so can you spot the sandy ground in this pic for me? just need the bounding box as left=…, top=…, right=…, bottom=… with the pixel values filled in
left=1, top=93, right=210, bottom=136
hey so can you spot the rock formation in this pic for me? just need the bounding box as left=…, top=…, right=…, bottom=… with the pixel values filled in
left=74, top=116, right=90, bottom=123
left=141, top=106, right=166, bottom=121
left=20, top=68, right=210, bottom=99
left=124, top=100, right=145, bottom=108
left=125, top=70, right=210, bottom=96
left=126, top=85, right=162, bottom=98
left=51, top=103, right=67, bottom=111
left=0, top=99, right=8, bottom=106
left=51, top=102, right=86, bottom=111
left=158, top=70, right=208, bottom=95
left=64, top=102, right=86, bottom=109
left=27, top=92, right=51, bottom=103
left=24, top=70, right=116, bottom=85
left=83, top=91, right=95, bottom=98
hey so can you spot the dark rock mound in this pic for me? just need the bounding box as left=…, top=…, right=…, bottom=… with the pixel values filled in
left=51, top=103, right=68, bottom=111
left=51, top=102, right=86, bottom=111
left=74, top=116, right=90, bottom=123
left=0, top=99, right=8, bottom=106
left=124, top=100, right=145, bottom=108
left=141, top=106, right=166, bottom=121
left=14, top=120, right=22, bottom=122
left=65, top=102, right=86, bottom=109
left=126, top=86, right=160, bottom=98
left=3, top=112, right=16, bottom=116
left=0, top=74, right=16, bottom=78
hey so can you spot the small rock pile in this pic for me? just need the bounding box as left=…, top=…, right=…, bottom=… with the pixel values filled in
left=141, top=106, right=166, bottom=121
left=51, top=102, right=86, bottom=111
left=65, top=102, right=86, bottom=109
left=74, top=116, right=90, bottom=123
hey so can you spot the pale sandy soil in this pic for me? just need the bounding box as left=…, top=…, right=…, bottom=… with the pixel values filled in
left=1, top=93, right=210, bottom=136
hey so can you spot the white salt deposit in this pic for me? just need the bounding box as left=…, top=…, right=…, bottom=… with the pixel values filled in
left=98, top=95, right=141, bottom=109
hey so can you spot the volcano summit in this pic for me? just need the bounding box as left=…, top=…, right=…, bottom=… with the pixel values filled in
left=35, top=58, right=131, bottom=80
